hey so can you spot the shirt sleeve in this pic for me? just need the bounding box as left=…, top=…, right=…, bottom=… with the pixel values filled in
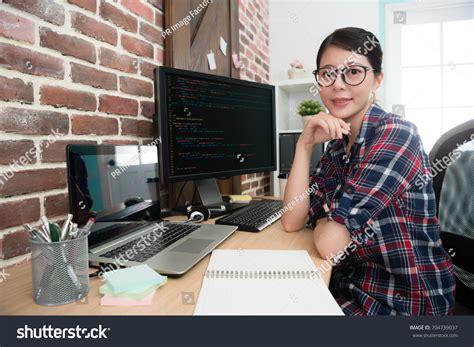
left=328, top=118, right=423, bottom=233
left=308, top=155, right=329, bottom=229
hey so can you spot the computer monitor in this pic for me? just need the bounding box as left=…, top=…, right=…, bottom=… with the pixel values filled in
left=67, top=145, right=161, bottom=226
left=154, top=67, right=276, bottom=208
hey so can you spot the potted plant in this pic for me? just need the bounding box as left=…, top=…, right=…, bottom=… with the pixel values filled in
left=288, top=59, right=305, bottom=79
left=298, top=99, right=324, bottom=127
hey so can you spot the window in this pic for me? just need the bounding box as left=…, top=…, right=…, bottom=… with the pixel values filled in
left=385, top=2, right=474, bottom=152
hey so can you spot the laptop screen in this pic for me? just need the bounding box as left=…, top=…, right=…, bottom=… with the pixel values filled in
left=67, top=145, right=161, bottom=226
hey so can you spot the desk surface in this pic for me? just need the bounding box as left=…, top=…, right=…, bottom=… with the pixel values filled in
left=0, top=218, right=330, bottom=315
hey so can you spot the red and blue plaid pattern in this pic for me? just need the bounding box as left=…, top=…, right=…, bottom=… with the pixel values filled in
left=309, top=103, right=456, bottom=315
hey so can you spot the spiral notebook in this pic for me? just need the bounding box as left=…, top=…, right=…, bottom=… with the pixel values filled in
left=194, top=250, right=344, bottom=315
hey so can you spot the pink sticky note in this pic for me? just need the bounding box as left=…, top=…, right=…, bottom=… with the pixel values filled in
left=100, top=290, right=155, bottom=306
left=232, top=53, right=240, bottom=68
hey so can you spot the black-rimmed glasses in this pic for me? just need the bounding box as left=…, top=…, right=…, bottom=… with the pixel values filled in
left=312, top=65, right=375, bottom=87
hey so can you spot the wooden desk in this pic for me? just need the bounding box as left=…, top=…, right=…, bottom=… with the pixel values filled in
left=0, top=219, right=330, bottom=315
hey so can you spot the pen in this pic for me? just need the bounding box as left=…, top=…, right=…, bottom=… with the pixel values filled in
left=61, top=214, right=73, bottom=241
left=40, top=216, right=50, bottom=234
left=49, top=223, right=61, bottom=242
left=81, top=218, right=95, bottom=236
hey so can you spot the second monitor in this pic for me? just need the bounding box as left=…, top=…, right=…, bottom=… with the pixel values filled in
left=155, top=66, right=276, bottom=208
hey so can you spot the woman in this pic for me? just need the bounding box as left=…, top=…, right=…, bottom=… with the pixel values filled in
left=281, top=27, right=456, bottom=315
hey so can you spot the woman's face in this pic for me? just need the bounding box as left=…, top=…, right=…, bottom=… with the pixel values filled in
left=318, top=45, right=383, bottom=120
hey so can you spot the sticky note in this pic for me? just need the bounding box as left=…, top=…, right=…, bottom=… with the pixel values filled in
left=207, top=52, right=216, bottom=70
left=100, top=282, right=160, bottom=300
left=232, top=53, right=240, bottom=68
left=220, top=37, right=227, bottom=56
left=100, top=291, right=155, bottom=306
left=102, top=264, right=167, bottom=294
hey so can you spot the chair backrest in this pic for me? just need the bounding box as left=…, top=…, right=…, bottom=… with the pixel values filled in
left=429, top=120, right=474, bottom=294
left=429, top=119, right=474, bottom=222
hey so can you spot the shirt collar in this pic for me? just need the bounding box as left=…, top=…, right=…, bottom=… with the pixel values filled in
left=330, top=102, right=388, bottom=154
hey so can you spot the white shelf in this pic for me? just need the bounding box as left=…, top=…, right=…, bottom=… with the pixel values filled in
left=271, top=78, right=324, bottom=198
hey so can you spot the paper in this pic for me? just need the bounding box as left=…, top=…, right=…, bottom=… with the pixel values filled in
left=229, top=194, right=252, bottom=203
left=232, top=53, right=240, bottom=68
left=102, top=264, right=167, bottom=294
left=220, top=37, right=227, bottom=56
left=100, top=282, right=160, bottom=300
left=194, top=250, right=344, bottom=315
left=100, top=290, right=155, bottom=307
left=207, top=52, right=216, bottom=70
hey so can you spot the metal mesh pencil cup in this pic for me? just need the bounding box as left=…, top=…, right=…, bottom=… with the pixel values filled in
left=31, top=231, right=90, bottom=306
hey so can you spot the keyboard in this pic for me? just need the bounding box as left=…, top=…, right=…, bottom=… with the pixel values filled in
left=215, top=199, right=283, bottom=232
left=99, top=223, right=200, bottom=262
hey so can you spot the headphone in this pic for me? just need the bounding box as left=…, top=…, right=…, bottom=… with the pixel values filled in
left=186, top=205, right=211, bottom=223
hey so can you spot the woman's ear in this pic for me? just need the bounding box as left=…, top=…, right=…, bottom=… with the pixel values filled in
left=374, top=70, right=384, bottom=92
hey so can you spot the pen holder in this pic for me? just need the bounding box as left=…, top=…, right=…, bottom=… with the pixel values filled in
left=31, top=231, right=90, bottom=306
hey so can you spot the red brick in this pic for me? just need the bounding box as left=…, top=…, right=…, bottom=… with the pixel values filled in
left=40, top=140, right=97, bottom=163
left=70, top=62, right=117, bottom=91
left=121, top=34, right=153, bottom=58
left=120, top=76, right=153, bottom=97
left=1, top=231, right=31, bottom=259
left=0, top=76, right=33, bottom=104
left=40, top=27, right=96, bottom=64
left=241, top=182, right=250, bottom=191
left=121, top=0, right=154, bottom=22
left=41, top=85, right=97, bottom=111
left=139, top=22, right=163, bottom=45
left=155, top=46, right=164, bottom=64
left=68, top=0, right=96, bottom=12
left=0, top=141, right=36, bottom=165
left=4, top=0, right=65, bottom=26
left=0, top=42, right=64, bottom=79
left=71, top=115, right=119, bottom=135
left=45, top=193, right=69, bottom=217
left=71, top=11, right=117, bottom=45
left=0, top=107, right=69, bottom=135
left=140, top=101, right=155, bottom=119
left=149, top=0, right=163, bottom=11
left=99, top=95, right=138, bottom=116
left=155, top=10, right=163, bottom=28
left=139, top=60, right=158, bottom=79
left=99, top=47, right=138, bottom=73
left=0, top=198, right=40, bottom=230
left=121, top=118, right=153, bottom=137
left=0, top=10, right=34, bottom=43
left=0, top=168, right=67, bottom=197
left=251, top=181, right=258, bottom=188
left=100, top=1, right=137, bottom=33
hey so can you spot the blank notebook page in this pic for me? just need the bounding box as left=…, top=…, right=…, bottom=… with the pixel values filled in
left=194, top=249, right=344, bottom=315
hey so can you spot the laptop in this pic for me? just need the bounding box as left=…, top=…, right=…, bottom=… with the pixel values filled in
left=66, top=144, right=237, bottom=276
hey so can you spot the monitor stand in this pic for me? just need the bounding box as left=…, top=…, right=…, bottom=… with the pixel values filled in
left=171, top=178, right=247, bottom=217
left=195, top=178, right=225, bottom=208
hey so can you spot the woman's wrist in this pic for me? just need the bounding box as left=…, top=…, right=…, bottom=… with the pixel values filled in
left=296, top=140, right=315, bottom=155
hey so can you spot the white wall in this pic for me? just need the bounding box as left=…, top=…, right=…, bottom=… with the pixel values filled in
left=269, top=0, right=380, bottom=82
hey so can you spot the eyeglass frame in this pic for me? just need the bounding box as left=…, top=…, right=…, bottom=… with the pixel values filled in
left=312, top=64, right=375, bottom=87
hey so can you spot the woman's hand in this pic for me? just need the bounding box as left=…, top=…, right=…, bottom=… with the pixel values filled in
left=298, top=112, right=351, bottom=146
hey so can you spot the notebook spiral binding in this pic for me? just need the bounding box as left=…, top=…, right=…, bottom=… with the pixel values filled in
left=204, top=269, right=321, bottom=280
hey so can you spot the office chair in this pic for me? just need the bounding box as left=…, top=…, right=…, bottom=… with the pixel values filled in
left=429, top=119, right=474, bottom=312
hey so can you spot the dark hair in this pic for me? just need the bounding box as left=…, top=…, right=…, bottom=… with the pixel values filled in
left=316, top=27, right=383, bottom=75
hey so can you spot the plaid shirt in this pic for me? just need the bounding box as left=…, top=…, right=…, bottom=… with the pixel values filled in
left=309, top=103, right=456, bottom=315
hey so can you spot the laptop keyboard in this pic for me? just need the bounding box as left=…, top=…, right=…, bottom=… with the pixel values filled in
left=99, top=223, right=200, bottom=262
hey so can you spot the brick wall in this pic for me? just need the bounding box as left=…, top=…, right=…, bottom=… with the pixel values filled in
left=0, top=0, right=270, bottom=269
left=238, top=0, right=271, bottom=197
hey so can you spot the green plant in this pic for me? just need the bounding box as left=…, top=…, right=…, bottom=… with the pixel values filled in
left=297, top=99, right=323, bottom=117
